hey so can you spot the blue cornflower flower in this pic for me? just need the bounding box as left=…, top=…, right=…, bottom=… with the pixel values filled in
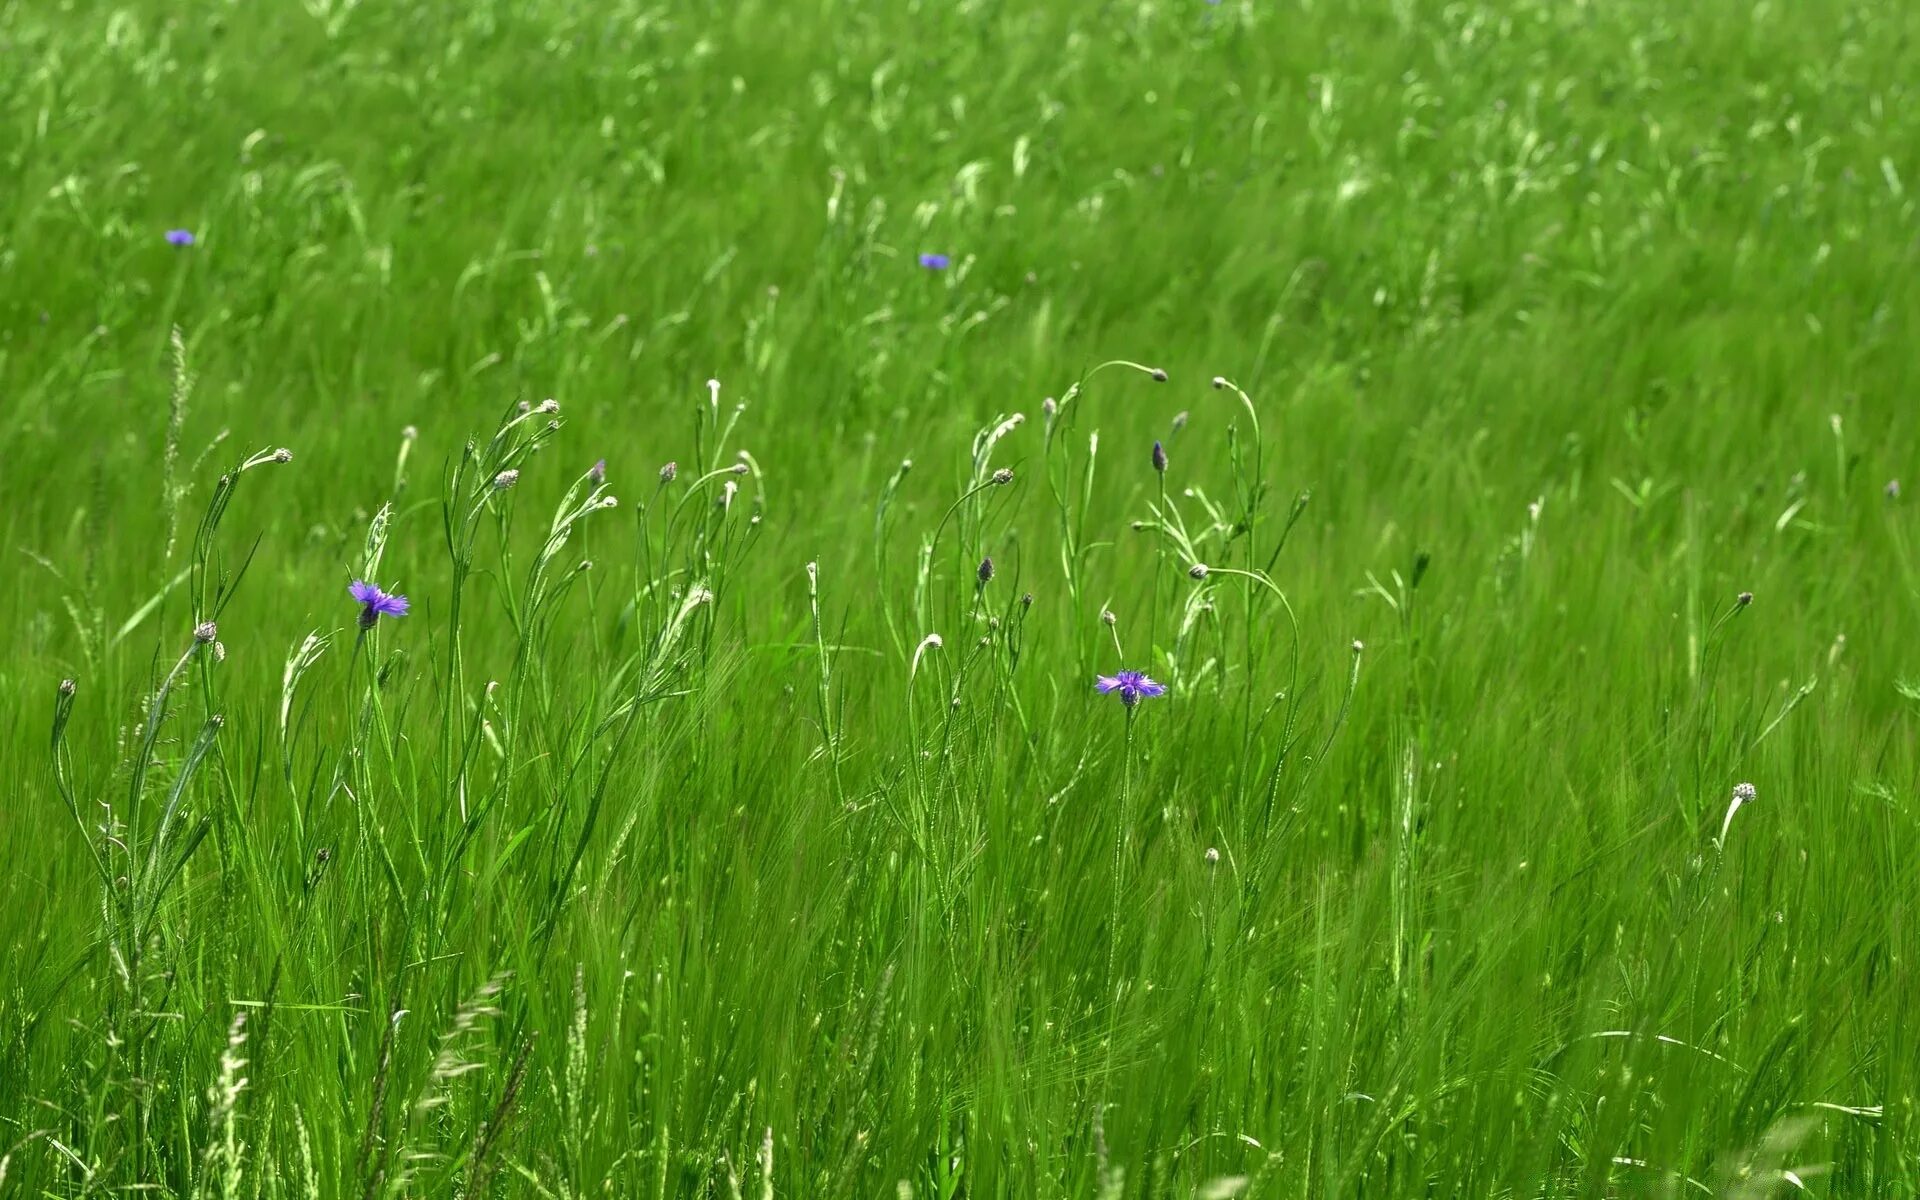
left=349, top=580, right=409, bottom=629
left=918, top=252, right=951, bottom=270
left=165, top=229, right=196, bottom=247
left=1096, top=670, right=1166, bottom=707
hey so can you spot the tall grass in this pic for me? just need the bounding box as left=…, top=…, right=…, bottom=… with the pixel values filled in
left=3, top=0, right=1918, bottom=1194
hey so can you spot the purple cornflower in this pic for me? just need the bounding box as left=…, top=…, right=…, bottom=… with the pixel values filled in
left=1096, top=670, right=1167, bottom=708
left=918, top=252, right=951, bottom=270
left=349, top=580, right=409, bottom=629
left=165, top=229, right=195, bottom=247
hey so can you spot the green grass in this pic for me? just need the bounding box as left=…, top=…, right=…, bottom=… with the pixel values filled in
left=3, top=0, right=1918, bottom=1193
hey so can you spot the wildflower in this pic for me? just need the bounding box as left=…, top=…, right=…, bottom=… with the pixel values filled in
left=977, top=556, right=995, bottom=585
left=1717, top=781, right=1758, bottom=847
left=1188, top=563, right=1208, bottom=579
left=350, top=581, right=410, bottom=629
left=194, top=620, right=218, bottom=644
left=59, top=678, right=77, bottom=697
left=1102, top=609, right=1117, bottom=626
left=1204, top=847, right=1220, bottom=865
left=1095, top=670, right=1166, bottom=707
left=165, top=229, right=195, bottom=247
left=402, top=425, right=419, bottom=441
left=493, top=469, right=519, bottom=490
left=660, top=461, right=678, bottom=484
left=1153, top=440, right=1168, bottom=474
left=992, top=467, right=1015, bottom=485
left=536, top=398, right=559, bottom=414
left=273, top=447, right=292, bottom=463
left=1737, top=591, right=1754, bottom=607
left=589, top=459, right=607, bottom=486
left=918, top=252, right=951, bottom=270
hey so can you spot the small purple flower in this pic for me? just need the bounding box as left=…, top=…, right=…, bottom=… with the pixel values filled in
left=589, top=458, right=607, bottom=486
left=165, top=229, right=195, bottom=247
left=350, top=580, right=409, bottom=629
left=918, top=252, right=951, bottom=270
left=1096, top=670, right=1167, bottom=708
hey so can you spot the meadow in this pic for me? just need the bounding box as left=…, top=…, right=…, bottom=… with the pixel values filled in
left=2, top=0, right=1918, bottom=1194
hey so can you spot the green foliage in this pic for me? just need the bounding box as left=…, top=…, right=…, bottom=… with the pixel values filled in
left=2, top=0, right=1917, bottom=1194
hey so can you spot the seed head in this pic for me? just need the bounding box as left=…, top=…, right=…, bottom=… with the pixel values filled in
left=402, top=425, right=419, bottom=441
left=992, top=467, right=1015, bottom=485
left=1170, top=411, right=1188, bottom=435
left=536, top=398, right=560, bottom=414
left=1021, top=592, right=1034, bottom=608
left=1733, top=782, right=1757, bottom=803
left=58, top=678, right=77, bottom=697
left=194, top=620, right=219, bottom=644
left=493, top=469, right=520, bottom=490
left=1188, top=563, right=1208, bottom=580
left=1152, top=440, right=1168, bottom=474
left=1737, top=591, right=1754, bottom=607
left=1886, top=479, right=1901, bottom=500
left=1211, top=376, right=1226, bottom=390
left=588, top=458, right=606, bottom=485
left=977, top=556, right=995, bottom=585
left=731, top=463, right=750, bottom=475
left=272, top=447, right=293, bottom=463
left=1042, top=396, right=1057, bottom=420
left=1351, top=639, right=1365, bottom=654
left=1204, top=847, right=1220, bottom=865
left=1149, top=367, right=1168, bottom=382
left=1102, top=609, right=1117, bottom=626
left=517, top=400, right=532, bottom=415
left=660, top=461, right=678, bottom=483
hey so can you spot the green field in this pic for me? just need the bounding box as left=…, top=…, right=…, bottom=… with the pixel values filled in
left=4, top=0, right=1918, bottom=1194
